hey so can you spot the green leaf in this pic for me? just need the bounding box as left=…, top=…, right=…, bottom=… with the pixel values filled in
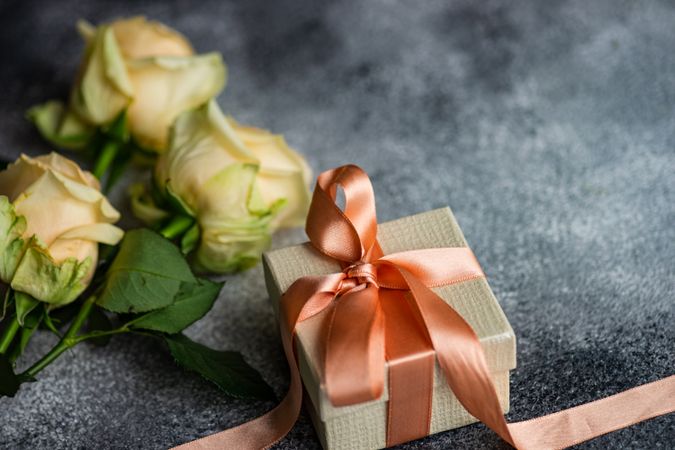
left=165, top=333, right=274, bottom=400
left=86, top=305, right=113, bottom=346
left=97, top=229, right=196, bottom=313
left=0, top=354, right=21, bottom=397
left=130, top=279, right=222, bottom=334
left=14, top=292, right=39, bottom=327
left=26, top=100, right=94, bottom=150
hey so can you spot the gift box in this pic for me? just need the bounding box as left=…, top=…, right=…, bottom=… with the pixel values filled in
left=263, top=206, right=516, bottom=450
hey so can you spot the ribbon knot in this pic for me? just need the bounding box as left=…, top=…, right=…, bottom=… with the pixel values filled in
left=341, top=262, right=379, bottom=290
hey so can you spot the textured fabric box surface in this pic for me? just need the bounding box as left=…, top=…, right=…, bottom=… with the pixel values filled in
left=264, top=207, right=516, bottom=449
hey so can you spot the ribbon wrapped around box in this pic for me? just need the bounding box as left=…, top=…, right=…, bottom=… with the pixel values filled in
left=174, top=164, right=674, bottom=450
left=263, top=206, right=515, bottom=449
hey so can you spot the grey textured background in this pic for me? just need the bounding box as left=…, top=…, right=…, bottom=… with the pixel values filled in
left=0, top=0, right=673, bottom=449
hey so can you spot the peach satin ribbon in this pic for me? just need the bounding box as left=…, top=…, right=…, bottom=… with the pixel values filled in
left=174, top=165, right=675, bottom=450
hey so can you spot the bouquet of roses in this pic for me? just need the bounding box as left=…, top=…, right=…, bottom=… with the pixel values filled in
left=0, top=17, right=311, bottom=401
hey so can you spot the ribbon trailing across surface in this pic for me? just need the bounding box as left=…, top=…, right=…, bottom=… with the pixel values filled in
left=174, top=165, right=675, bottom=450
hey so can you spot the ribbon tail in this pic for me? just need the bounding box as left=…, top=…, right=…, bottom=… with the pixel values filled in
left=324, top=284, right=386, bottom=406
left=171, top=320, right=303, bottom=450
left=171, top=276, right=342, bottom=450
left=508, top=375, right=675, bottom=450
left=398, top=268, right=516, bottom=445
left=399, top=267, right=675, bottom=449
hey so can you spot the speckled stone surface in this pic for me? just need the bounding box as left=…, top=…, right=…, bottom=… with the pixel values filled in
left=0, top=0, right=673, bottom=449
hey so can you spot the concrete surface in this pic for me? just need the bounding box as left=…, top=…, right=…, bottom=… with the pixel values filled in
left=0, top=0, right=673, bottom=448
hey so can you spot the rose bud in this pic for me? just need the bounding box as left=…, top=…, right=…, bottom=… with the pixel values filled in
left=30, top=16, right=226, bottom=153
left=0, top=153, right=123, bottom=306
left=132, top=101, right=311, bottom=273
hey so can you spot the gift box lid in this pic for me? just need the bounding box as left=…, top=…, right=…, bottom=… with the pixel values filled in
left=263, top=207, right=516, bottom=421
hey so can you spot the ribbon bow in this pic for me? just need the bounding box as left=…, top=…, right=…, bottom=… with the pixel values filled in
left=298, top=164, right=489, bottom=415
left=175, top=165, right=675, bottom=450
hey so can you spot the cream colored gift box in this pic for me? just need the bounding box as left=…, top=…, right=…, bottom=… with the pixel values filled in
left=263, top=207, right=516, bottom=450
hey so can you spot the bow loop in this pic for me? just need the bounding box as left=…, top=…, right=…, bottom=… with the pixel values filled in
left=306, top=165, right=378, bottom=263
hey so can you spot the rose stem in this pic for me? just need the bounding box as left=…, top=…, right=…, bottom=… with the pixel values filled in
left=0, top=315, right=20, bottom=354
left=20, top=295, right=96, bottom=379
left=92, top=140, right=119, bottom=181
left=159, top=215, right=194, bottom=240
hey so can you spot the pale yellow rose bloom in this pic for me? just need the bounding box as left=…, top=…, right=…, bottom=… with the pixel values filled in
left=30, top=16, right=226, bottom=153
left=227, top=119, right=312, bottom=228
left=105, top=17, right=193, bottom=59
left=135, top=101, right=311, bottom=273
left=0, top=153, right=123, bottom=306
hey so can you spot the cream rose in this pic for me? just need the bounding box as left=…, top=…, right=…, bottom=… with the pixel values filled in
left=132, top=101, right=312, bottom=273
left=0, top=153, right=123, bottom=306
left=30, top=16, right=226, bottom=152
